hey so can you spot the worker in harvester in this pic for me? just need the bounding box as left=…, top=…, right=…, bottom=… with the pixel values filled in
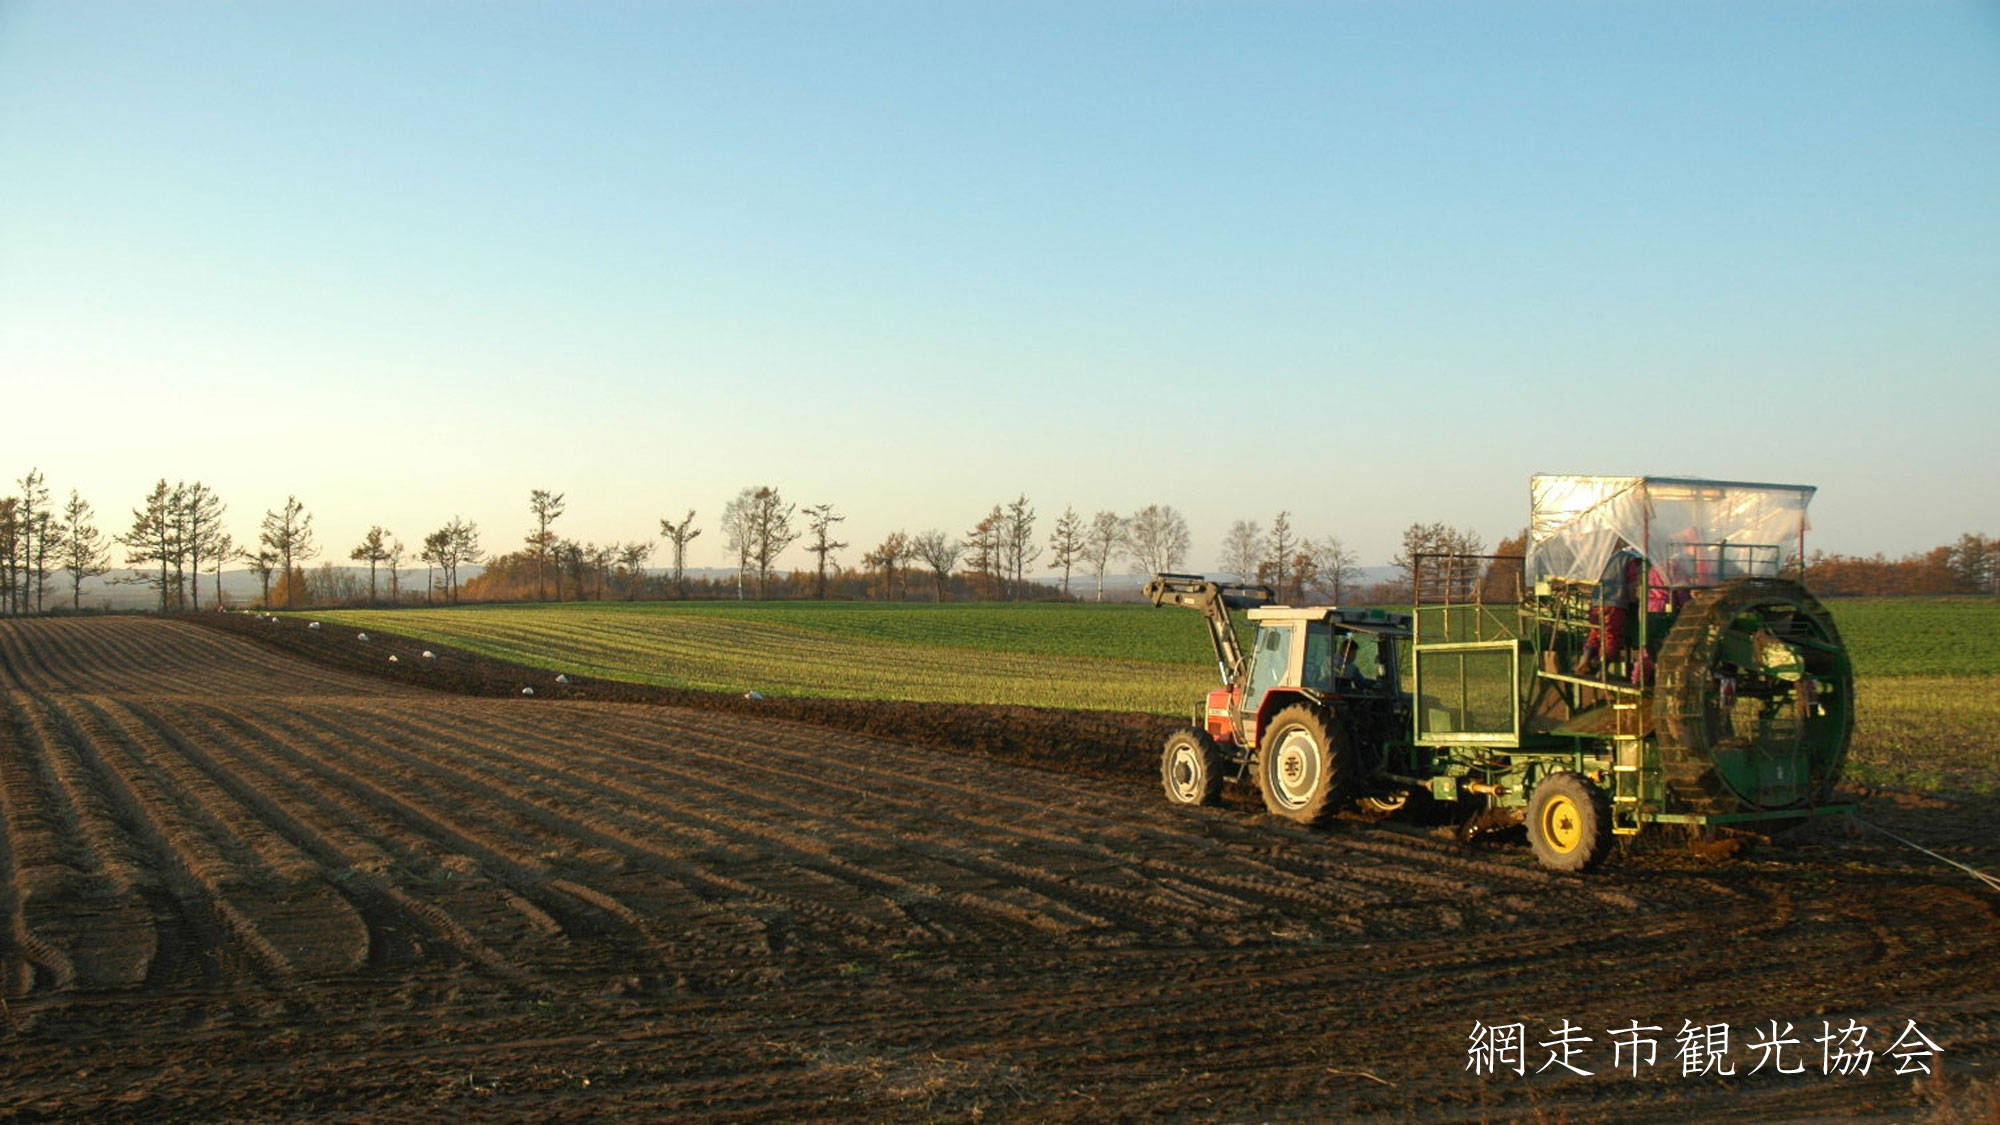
left=1577, top=543, right=1643, bottom=678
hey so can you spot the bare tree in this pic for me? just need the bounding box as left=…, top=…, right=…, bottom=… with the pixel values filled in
left=528, top=489, right=565, bottom=601
left=1219, top=519, right=1262, bottom=583
left=1002, top=494, right=1039, bottom=600
left=384, top=536, right=406, bottom=603
left=240, top=544, right=278, bottom=608
left=1444, top=527, right=1486, bottom=601
left=964, top=506, right=1005, bottom=600
left=210, top=530, right=234, bottom=608
left=0, top=497, right=18, bottom=616
left=580, top=540, right=608, bottom=600
left=350, top=526, right=393, bottom=603
left=616, top=540, right=655, bottom=599
left=120, top=480, right=178, bottom=613
left=307, top=561, right=364, bottom=605
left=658, top=510, right=701, bottom=599
left=17, top=469, right=49, bottom=614
left=554, top=538, right=585, bottom=601
left=1305, top=535, right=1361, bottom=604
left=1081, top=510, right=1126, bottom=602
left=910, top=529, right=963, bottom=603
left=59, top=490, right=110, bottom=611
left=802, top=503, right=848, bottom=600
left=452, top=520, right=485, bottom=601
left=864, top=531, right=910, bottom=601
left=423, top=516, right=482, bottom=603
left=181, top=482, right=225, bottom=611
left=1257, top=511, right=1300, bottom=602
left=1394, top=522, right=1484, bottom=601
left=420, top=529, right=448, bottom=605
left=734, top=486, right=798, bottom=599
left=720, top=489, right=755, bottom=600
left=26, top=508, right=54, bottom=614
left=260, top=496, right=317, bottom=608
left=1124, top=504, right=1190, bottom=578
left=164, top=482, right=191, bottom=608
left=1045, top=506, right=1083, bottom=598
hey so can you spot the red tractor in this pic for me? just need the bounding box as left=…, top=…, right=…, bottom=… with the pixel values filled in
left=1145, top=574, right=1414, bottom=821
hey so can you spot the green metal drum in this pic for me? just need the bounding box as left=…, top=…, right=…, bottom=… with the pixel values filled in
left=1653, top=578, right=1854, bottom=814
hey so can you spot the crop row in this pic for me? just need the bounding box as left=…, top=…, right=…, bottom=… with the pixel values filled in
left=309, top=596, right=1996, bottom=711
left=312, top=605, right=1219, bottom=712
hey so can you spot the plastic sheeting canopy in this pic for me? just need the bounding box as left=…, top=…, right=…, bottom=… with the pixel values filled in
left=1526, top=475, right=1814, bottom=588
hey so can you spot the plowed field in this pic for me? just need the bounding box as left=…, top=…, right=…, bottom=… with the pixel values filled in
left=2, top=617, right=1996, bottom=1121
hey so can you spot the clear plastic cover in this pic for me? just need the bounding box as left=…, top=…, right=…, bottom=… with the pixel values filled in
left=1526, top=475, right=1814, bottom=589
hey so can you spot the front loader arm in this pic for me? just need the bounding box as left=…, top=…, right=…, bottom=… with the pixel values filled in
left=1142, top=573, right=1274, bottom=689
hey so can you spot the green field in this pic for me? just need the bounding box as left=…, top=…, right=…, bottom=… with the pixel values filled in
left=305, top=596, right=2000, bottom=792
left=310, top=601, right=1220, bottom=713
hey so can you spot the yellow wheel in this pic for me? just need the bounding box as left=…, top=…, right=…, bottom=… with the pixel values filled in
left=1526, top=771, right=1613, bottom=873
left=1540, top=793, right=1584, bottom=854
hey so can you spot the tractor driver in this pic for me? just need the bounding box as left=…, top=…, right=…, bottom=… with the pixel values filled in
left=1331, top=634, right=1373, bottom=689
left=1304, top=625, right=1373, bottom=693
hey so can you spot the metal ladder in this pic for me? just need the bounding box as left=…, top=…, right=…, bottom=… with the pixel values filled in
left=1609, top=701, right=1650, bottom=836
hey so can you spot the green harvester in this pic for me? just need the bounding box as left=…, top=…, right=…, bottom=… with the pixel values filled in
left=1149, top=474, right=1855, bottom=873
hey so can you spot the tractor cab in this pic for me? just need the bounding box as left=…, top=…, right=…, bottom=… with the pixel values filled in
left=1237, top=605, right=1408, bottom=748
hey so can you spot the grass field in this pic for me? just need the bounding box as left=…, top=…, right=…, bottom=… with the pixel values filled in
left=304, top=596, right=2000, bottom=792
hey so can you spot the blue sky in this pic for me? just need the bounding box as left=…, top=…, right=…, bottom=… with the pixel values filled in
left=3, top=1, right=1996, bottom=574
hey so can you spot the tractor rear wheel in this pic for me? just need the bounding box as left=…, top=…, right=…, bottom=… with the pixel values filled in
left=1256, top=704, right=1355, bottom=826
left=1161, top=728, right=1226, bottom=807
left=1526, top=771, right=1614, bottom=873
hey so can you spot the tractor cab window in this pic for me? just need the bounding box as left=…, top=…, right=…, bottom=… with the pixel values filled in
left=1303, top=621, right=1386, bottom=694
left=1245, top=623, right=1294, bottom=704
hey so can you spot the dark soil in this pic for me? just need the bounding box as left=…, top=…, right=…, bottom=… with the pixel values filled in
left=1, top=615, right=1994, bottom=1123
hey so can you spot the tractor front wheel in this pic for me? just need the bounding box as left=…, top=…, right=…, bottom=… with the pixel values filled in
left=1526, top=771, right=1614, bottom=873
left=1256, top=704, right=1354, bottom=826
left=1161, top=728, right=1226, bottom=807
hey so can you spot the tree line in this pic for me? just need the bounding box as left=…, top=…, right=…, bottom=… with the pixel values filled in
left=0, top=469, right=496, bottom=614
left=3, top=468, right=1993, bottom=615
left=1805, top=536, right=2000, bottom=597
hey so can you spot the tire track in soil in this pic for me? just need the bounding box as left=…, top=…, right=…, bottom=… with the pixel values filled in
left=0, top=702, right=73, bottom=998
left=265, top=699, right=914, bottom=967
left=324, top=701, right=1148, bottom=950
left=181, top=701, right=557, bottom=986
left=1, top=691, right=158, bottom=991
left=389, top=701, right=1361, bottom=948
left=0, top=622, right=80, bottom=694
left=428, top=699, right=1636, bottom=964
left=104, top=696, right=420, bottom=979
left=462, top=702, right=1619, bottom=947
left=31, top=694, right=295, bottom=989
left=68, top=697, right=373, bottom=979
left=247, top=702, right=717, bottom=976
left=164, top=698, right=519, bottom=975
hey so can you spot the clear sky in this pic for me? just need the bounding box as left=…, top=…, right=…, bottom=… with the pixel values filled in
left=3, top=1, right=1996, bottom=575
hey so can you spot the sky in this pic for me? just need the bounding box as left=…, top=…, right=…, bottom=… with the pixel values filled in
left=2, top=1, right=1996, bottom=576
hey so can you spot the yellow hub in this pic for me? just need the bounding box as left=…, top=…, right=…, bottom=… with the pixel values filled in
left=1541, top=794, right=1583, bottom=853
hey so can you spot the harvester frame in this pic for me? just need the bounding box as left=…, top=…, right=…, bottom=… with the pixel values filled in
left=1149, top=475, right=1857, bottom=872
